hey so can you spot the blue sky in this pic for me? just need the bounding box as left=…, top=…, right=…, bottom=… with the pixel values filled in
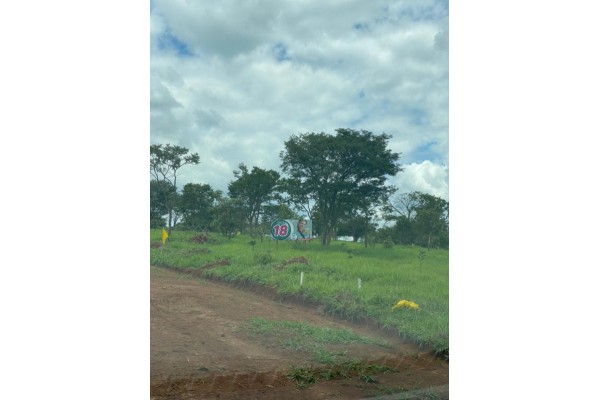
left=150, top=0, right=449, bottom=200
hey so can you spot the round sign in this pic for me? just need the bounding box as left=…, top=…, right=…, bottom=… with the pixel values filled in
left=271, top=220, right=292, bottom=240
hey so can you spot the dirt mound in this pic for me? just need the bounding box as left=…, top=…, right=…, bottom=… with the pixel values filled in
left=278, top=256, right=309, bottom=270
left=201, top=259, right=230, bottom=269
left=190, top=234, right=209, bottom=244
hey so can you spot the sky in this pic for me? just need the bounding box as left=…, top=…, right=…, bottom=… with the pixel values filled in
left=150, top=0, right=449, bottom=200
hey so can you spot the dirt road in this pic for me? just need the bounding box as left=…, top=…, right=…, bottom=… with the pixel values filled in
left=150, top=266, right=448, bottom=399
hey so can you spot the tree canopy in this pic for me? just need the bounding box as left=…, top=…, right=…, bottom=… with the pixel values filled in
left=150, top=143, right=200, bottom=234
left=178, top=183, right=222, bottom=231
left=280, top=128, right=402, bottom=245
left=383, top=191, right=449, bottom=249
left=148, top=135, right=449, bottom=249
left=227, top=163, right=280, bottom=229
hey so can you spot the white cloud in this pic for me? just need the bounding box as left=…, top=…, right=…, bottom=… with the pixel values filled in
left=150, top=0, right=449, bottom=196
left=393, top=161, right=448, bottom=200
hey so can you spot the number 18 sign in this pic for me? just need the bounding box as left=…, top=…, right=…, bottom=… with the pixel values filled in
left=271, top=220, right=292, bottom=240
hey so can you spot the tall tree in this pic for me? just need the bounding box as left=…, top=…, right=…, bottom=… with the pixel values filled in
left=278, top=177, right=316, bottom=220
left=178, top=183, right=222, bottom=231
left=227, top=163, right=280, bottom=230
left=280, top=128, right=402, bottom=245
left=150, top=143, right=200, bottom=234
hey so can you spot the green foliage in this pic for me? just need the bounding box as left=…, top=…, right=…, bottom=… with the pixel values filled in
left=228, top=163, right=280, bottom=229
left=287, top=366, right=316, bottom=389
left=150, top=143, right=200, bottom=233
left=286, top=360, right=398, bottom=389
left=150, top=230, right=449, bottom=354
left=150, top=180, right=174, bottom=224
left=279, top=129, right=402, bottom=245
left=385, top=191, right=449, bottom=249
left=178, top=183, right=222, bottom=231
left=253, top=252, right=274, bottom=265
left=382, top=237, right=394, bottom=248
left=245, top=317, right=386, bottom=347
left=212, top=198, right=246, bottom=238
left=150, top=215, right=166, bottom=229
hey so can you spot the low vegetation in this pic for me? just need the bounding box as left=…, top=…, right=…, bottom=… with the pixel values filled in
left=150, top=229, right=449, bottom=357
left=243, top=317, right=389, bottom=364
left=287, top=360, right=399, bottom=389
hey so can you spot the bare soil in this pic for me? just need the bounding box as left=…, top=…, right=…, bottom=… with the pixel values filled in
left=150, top=266, right=449, bottom=399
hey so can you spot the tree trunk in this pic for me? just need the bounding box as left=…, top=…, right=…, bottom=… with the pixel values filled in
left=320, top=227, right=328, bottom=245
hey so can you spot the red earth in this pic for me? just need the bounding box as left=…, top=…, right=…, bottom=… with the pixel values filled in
left=150, top=266, right=449, bottom=399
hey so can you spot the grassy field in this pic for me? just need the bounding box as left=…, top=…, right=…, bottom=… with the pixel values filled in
left=150, top=229, right=449, bottom=356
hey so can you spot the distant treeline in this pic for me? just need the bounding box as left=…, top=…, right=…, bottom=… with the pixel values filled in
left=151, top=129, right=448, bottom=249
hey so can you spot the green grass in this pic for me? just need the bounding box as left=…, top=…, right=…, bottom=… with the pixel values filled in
left=245, top=317, right=388, bottom=346
left=287, top=360, right=399, bottom=389
left=243, top=317, right=388, bottom=364
left=151, top=229, right=449, bottom=355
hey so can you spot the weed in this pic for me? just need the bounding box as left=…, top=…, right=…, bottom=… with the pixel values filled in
left=288, top=360, right=398, bottom=389
left=311, top=347, right=347, bottom=364
left=287, top=366, right=317, bottom=389
left=419, top=249, right=426, bottom=265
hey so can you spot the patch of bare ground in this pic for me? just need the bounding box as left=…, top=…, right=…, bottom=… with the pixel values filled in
left=150, top=266, right=448, bottom=399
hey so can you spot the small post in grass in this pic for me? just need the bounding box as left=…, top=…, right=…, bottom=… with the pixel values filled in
left=300, top=271, right=304, bottom=286
left=358, top=278, right=362, bottom=289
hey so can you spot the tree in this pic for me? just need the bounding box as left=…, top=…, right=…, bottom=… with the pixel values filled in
left=227, top=163, right=280, bottom=230
left=385, top=192, right=420, bottom=222
left=280, top=128, right=402, bottom=245
left=336, top=215, right=369, bottom=242
left=150, top=143, right=200, bottom=234
left=384, top=191, right=449, bottom=249
left=178, top=183, right=222, bottom=231
left=150, top=180, right=174, bottom=228
left=412, top=193, right=449, bottom=249
left=353, top=180, right=396, bottom=247
left=212, top=197, right=247, bottom=239
left=278, top=177, right=316, bottom=220
left=262, top=203, right=298, bottom=222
